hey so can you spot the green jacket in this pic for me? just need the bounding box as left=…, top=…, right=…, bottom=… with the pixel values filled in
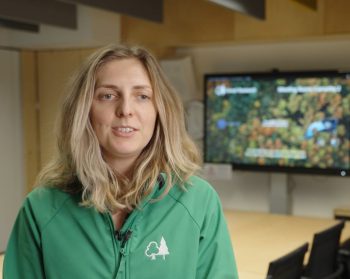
left=4, top=175, right=239, bottom=278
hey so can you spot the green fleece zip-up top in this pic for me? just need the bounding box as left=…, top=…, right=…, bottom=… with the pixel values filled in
left=4, top=175, right=239, bottom=279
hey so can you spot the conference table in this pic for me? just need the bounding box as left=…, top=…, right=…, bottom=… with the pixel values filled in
left=224, top=210, right=350, bottom=279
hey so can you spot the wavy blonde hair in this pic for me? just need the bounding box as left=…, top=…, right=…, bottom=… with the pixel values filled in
left=36, top=44, right=201, bottom=212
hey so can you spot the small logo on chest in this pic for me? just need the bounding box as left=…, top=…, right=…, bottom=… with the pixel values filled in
left=145, top=236, right=170, bottom=260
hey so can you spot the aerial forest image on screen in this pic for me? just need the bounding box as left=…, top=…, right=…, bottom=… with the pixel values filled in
left=205, top=74, right=350, bottom=171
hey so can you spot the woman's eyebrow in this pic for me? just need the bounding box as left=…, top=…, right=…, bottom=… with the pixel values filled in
left=95, top=84, right=119, bottom=90
left=95, top=84, right=152, bottom=91
left=133, top=85, right=153, bottom=91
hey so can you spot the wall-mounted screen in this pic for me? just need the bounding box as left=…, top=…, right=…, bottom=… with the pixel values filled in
left=204, top=71, right=350, bottom=176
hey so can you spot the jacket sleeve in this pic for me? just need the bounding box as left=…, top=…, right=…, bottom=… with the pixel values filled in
left=3, top=197, right=46, bottom=279
left=196, top=190, right=239, bottom=279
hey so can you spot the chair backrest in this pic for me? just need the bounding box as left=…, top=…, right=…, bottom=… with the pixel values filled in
left=303, top=221, right=345, bottom=278
left=339, top=238, right=350, bottom=279
left=267, top=242, right=309, bottom=279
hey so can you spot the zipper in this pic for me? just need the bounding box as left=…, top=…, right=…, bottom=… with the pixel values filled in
left=105, top=213, right=121, bottom=275
left=118, top=229, right=132, bottom=256
left=112, top=227, right=133, bottom=278
left=107, top=177, right=164, bottom=277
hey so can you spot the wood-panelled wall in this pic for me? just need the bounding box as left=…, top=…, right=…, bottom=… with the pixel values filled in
left=21, top=51, right=39, bottom=192
left=21, top=48, right=96, bottom=192
left=121, top=0, right=350, bottom=57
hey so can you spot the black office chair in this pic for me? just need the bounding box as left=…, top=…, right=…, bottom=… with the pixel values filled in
left=302, top=221, right=345, bottom=279
left=266, top=242, right=309, bottom=279
left=338, top=238, right=350, bottom=279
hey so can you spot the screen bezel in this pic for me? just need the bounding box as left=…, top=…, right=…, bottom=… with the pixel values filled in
left=203, top=70, right=350, bottom=177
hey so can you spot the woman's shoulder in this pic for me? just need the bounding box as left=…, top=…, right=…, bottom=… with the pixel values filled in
left=170, top=175, right=218, bottom=200
left=27, top=186, right=73, bottom=207
left=187, top=175, right=215, bottom=191
left=168, top=175, right=223, bottom=222
left=23, top=186, right=76, bottom=229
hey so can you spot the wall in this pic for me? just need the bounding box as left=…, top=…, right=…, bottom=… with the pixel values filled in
left=177, top=38, right=350, bottom=218
left=36, top=49, right=97, bottom=169
left=0, top=49, right=24, bottom=252
left=21, top=49, right=98, bottom=191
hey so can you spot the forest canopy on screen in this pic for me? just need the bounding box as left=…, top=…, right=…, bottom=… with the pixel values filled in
left=205, top=73, right=350, bottom=172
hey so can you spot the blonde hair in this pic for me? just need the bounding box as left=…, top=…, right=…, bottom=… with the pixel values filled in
left=36, top=44, right=201, bottom=212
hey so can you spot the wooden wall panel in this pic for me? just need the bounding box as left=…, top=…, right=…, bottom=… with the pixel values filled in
left=21, top=48, right=99, bottom=191
left=234, top=0, right=324, bottom=41
left=324, top=0, right=350, bottom=35
left=0, top=49, right=23, bottom=252
left=21, top=51, right=39, bottom=192
left=37, top=49, right=100, bottom=170
left=121, top=0, right=236, bottom=55
left=79, top=47, right=98, bottom=61
left=37, top=50, right=82, bottom=168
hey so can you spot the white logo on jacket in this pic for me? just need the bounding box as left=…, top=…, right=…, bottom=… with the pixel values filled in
left=145, top=236, right=170, bottom=260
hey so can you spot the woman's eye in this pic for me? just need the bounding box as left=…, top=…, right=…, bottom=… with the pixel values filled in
left=139, top=94, right=151, bottom=100
left=100, top=93, right=114, bottom=100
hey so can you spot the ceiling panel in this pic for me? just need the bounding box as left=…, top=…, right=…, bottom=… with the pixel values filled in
left=0, top=0, right=77, bottom=29
left=207, top=0, right=265, bottom=20
left=60, top=0, right=163, bottom=22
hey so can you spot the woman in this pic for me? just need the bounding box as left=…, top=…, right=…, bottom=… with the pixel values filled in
left=4, top=45, right=238, bottom=278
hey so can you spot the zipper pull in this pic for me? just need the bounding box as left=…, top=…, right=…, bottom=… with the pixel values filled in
left=115, top=230, right=125, bottom=241
left=119, top=230, right=132, bottom=256
left=121, top=230, right=133, bottom=248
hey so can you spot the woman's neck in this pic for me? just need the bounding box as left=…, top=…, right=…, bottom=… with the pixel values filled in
left=112, top=210, right=129, bottom=231
left=104, top=156, right=136, bottom=178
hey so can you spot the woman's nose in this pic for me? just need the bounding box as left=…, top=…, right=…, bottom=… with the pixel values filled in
left=116, top=98, right=133, bottom=118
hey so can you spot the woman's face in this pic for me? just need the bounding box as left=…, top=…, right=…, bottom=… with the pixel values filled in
left=90, top=58, right=157, bottom=168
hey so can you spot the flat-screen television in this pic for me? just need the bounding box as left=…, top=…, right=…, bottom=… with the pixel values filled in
left=204, top=70, right=350, bottom=176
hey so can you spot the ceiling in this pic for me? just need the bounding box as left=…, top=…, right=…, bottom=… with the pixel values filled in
left=0, top=0, right=316, bottom=33
left=0, top=0, right=163, bottom=33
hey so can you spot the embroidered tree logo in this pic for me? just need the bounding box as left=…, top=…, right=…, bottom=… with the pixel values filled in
left=145, top=236, right=170, bottom=260
left=158, top=236, right=169, bottom=260
left=145, top=241, right=159, bottom=260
